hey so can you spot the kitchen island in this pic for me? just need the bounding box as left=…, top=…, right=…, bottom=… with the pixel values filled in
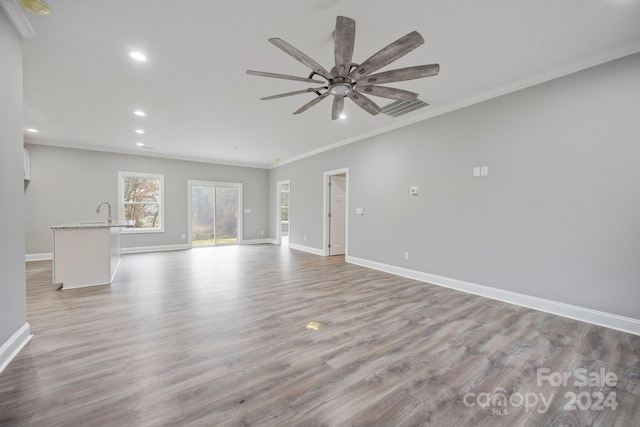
left=51, top=221, right=128, bottom=289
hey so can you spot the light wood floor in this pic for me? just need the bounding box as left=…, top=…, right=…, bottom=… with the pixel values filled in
left=1, top=245, right=639, bottom=426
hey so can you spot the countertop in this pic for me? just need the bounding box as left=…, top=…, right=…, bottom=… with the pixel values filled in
left=51, top=221, right=130, bottom=230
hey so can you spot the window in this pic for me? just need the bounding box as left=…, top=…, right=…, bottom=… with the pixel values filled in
left=118, top=171, right=164, bottom=233
left=280, top=183, right=289, bottom=236
left=281, top=185, right=289, bottom=221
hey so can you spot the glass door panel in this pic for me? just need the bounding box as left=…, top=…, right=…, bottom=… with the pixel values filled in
left=215, top=186, right=238, bottom=244
left=191, top=185, right=215, bottom=246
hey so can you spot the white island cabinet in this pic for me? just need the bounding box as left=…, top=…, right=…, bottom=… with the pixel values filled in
left=51, top=222, right=128, bottom=289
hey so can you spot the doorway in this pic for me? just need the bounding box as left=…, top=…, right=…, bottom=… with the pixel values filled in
left=188, top=180, right=243, bottom=247
left=323, top=168, right=348, bottom=256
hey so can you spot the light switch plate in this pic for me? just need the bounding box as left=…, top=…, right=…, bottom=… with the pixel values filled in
left=473, top=167, right=481, bottom=177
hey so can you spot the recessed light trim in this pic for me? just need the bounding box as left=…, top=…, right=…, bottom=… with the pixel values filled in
left=136, top=142, right=145, bottom=147
left=134, top=110, right=146, bottom=117
left=339, top=114, right=347, bottom=120
left=20, top=0, right=51, bottom=16
left=135, top=129, right=145, bottom=134
left=26, top=128, right=39, bottom=133
left=130, top=51, right=147, bottom=62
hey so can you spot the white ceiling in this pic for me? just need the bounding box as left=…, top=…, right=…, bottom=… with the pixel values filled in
left=15, top=0, right=640, bottom=168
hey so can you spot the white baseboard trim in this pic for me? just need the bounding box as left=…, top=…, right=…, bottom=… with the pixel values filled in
left=29, top=241, right=279, bottom=259
left=346, top=256, right=640, bottom=336
left=289, top=243, right=326, bottom=256
left=26, top=252, right=52, bottom=262
left=0, top=323, right=32, bottom=374
left=121, top=244, right=189, bottom=254
left=242, top=239, right=271, bottom=245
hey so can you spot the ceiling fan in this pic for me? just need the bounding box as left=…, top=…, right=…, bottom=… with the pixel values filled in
left=247, top=16, right=439, bottom=120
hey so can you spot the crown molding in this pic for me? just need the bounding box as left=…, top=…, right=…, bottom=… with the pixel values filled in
left=0, top=0, right=36, bottom=38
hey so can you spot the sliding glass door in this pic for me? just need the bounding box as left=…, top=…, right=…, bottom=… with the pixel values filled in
left=188, top=181, right=242, bottom=246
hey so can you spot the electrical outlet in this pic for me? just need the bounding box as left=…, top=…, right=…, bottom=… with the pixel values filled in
left=480, top=166, right=489, bottom=176
left=404, top=252, right=409, bottom=260
left=181, top=234, right=186, bottom=240
left=304, top=235, right=307, bottom=241
left=260, top=230, right=264, bottom=235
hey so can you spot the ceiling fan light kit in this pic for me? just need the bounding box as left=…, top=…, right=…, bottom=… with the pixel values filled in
left=20, top=0, right=51, bottom=15
left=247, top=16, right=439, bottom=120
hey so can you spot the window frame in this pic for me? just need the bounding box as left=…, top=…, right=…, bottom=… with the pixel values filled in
left=118, top=171, right=165, bottom=234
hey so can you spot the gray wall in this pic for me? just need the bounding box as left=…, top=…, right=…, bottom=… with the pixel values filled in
left=270, top=53, right=640, bottom=320
left=0, top=11, right=27, bottom=346
left=24, top=145, right=270, bottom=254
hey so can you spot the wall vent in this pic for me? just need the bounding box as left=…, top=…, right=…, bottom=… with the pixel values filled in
left=381, top=99, right=429, bottom=117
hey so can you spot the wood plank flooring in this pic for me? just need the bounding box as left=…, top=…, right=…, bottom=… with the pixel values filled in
left=1, top=245, right=639, bottom=426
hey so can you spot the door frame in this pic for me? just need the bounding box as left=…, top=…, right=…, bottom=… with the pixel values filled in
left=187, top=180, right=243, bottom=248
left=323, top=168, right=349, bottom=257
left=275, top=179, right=290, bottom=246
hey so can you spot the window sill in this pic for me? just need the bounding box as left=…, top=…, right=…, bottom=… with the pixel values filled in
left=121, top=228, right=164, bottom=234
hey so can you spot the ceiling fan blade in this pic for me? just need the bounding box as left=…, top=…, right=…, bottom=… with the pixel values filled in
left=356, top=64, right=440, bottom=86
left=261, top=87, right=326, bottom=101
left=246, top=70, right=326, bottom=84
left=348, top=31, right=424, bottom=81
left=347, top=92, right=381, bottom=115
left=334, top=16, right=356, bottom=78
left=293, top=91, right=331, bottom=115
left=355, top=85, right=418, bottom=102
left=269, top=38, right=333, bottom=80
left=331, top=96, right=345, bottom=120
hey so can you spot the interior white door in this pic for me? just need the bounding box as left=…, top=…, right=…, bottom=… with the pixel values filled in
left=329, top=175, right=346, bottom=255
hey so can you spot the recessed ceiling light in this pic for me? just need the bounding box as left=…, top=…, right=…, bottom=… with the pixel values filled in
left=339, top=114, right=347, bottom=120
left=26, top=128, right=39, bottom=133
left=130, top=51, right=147, bottom=62
left=135, top=129, right=145, bottom=134
left=134, top=110, right=146, bottom=117
left=20, top=0, right=51, bottom=16
left=136, top=142, right=145, bottom=147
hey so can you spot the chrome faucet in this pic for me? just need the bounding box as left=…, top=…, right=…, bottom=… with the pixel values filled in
left=96, top=201, right=112, bottom=224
